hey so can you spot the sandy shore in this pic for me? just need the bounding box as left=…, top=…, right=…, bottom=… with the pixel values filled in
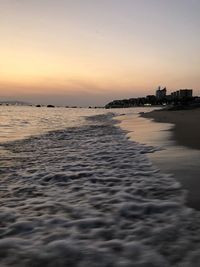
left=140, top=107, right=200, bottom=209
left=142, top=107, right=200, bottom=150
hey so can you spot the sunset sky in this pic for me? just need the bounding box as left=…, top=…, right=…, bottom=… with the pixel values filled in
left=0, top=0, right=199, bottom=106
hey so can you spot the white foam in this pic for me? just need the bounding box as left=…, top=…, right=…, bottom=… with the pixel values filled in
left=0, top=113, right=200, bottom=266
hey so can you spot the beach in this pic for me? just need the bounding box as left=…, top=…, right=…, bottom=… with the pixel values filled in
left=138, top=107, right=200, bottom=210
left=1, top=106, right=200, bottom=266
left=142, top=107, right=200, bottom=150
left=118, top=108, right=200, bottom=210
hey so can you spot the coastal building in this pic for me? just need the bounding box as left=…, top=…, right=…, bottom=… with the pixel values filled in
left=171, top=89, right=193, bottom=100
left=179, top=89, right=193, bottom=98
left=155, top=86, right=167, bottom=100
left=105, top=87, right=195, bottom=108
left=146, top=95, right=157, bottom=105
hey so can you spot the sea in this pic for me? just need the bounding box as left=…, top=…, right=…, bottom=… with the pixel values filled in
left=0, top=105, right=200, bottom=267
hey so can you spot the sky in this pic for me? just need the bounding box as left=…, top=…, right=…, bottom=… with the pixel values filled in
left=0, top=0, right=199, bottom=106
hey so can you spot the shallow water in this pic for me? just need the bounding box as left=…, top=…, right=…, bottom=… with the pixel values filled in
left=0, top=107, right=200, bottom=266
left=119, top=112, right=200, bottom=210
left=0, top=106, right=108, bottom=143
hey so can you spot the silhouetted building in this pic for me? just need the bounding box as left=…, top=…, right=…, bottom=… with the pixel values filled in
left=171, top=91, right=179, bottom=99
left=156, top=86, right=167, bottom=100
left=146, top=95, right=156, bottom=104
left=105, top=87, right=195, bottom=109
left=171, top=89, right=193, bottom=100
left=179, top=89, right=193, bottom=98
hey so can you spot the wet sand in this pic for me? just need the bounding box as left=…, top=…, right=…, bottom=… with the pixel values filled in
left=142, top=107, right=200, bottom=150
left=141, top=108, right=200, bottom=210
left=118, top=109, right=200, bottom=210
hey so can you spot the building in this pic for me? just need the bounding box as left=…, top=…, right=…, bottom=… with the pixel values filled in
left=179, top=89, right=193, bottom=99
left=171, top=89, right=193, bottom=100
left=155, top=86, right=167, bottom=100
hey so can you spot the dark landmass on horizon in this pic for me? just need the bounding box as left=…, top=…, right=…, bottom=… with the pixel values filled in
left=105, top=87, right=200, bottom=109
left=105, top=96, right=200, bottom=109
left=0, top=100, right=32, bottom=106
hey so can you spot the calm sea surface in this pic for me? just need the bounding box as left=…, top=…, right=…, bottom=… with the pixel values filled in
left=0, top=106, right=108, bottom=143
left=0, top=106, right=200, bottom=267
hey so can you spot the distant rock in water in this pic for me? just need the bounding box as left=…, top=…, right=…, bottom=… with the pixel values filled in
left=36, top=105, right=41, bottom=107
left=47, top=105, right=55, bottom=108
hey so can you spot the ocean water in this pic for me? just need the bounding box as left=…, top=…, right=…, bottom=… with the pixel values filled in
left=0, top=106, right=200, bottom=267
left=0, top=106, right=108, bottom=143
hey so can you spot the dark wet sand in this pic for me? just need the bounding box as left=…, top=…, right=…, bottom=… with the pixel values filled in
left=142, top=108, right=200, bottom=150
left=141, top=108, right=200, bottom=210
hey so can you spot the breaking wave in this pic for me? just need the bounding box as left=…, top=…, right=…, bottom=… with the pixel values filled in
left=0, top=113, right=200, bottom=266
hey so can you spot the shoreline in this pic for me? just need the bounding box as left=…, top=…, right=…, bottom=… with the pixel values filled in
left=140, top=107, right=200, bottom=210
left=141, top=107, right=200, bottom=150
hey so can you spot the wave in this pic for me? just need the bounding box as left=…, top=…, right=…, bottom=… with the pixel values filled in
left=0, top=113, right=200, bottom=266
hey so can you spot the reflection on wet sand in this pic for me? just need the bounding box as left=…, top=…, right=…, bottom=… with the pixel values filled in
left=119, top=113, right=200, bottom=210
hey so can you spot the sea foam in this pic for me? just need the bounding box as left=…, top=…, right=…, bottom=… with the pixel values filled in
left=0, top=113, right=200, bottom=266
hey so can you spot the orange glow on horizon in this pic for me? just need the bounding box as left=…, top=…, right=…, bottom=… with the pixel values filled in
left=0, top=0, right=199, bottom=105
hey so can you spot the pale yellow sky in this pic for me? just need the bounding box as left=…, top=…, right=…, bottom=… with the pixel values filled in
left=0, top=0, right=199, bottom=105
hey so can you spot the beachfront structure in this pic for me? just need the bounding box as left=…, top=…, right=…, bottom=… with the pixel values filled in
left=155, top=86, right=167, bottom=100
left=171, top=89, right=193, bottom=100
left=105, top=87, right=195, bottom=108
left=179, top=89, right=193, bottom=98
